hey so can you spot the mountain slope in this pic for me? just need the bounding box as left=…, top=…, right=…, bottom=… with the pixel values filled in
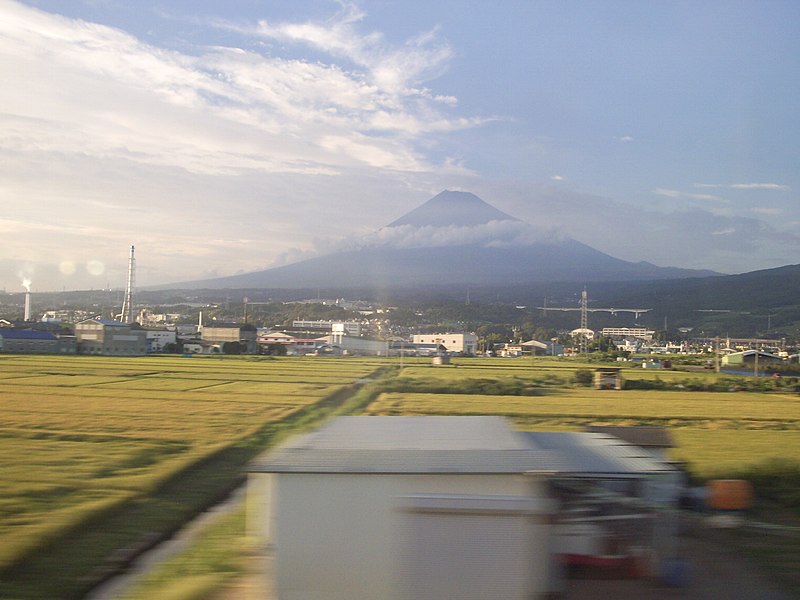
left=162, top=191, right=718, bottom=290
left=387, top=190, right=519, bottom=227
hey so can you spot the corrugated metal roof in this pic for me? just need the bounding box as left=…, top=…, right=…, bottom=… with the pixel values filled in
left=251, top=417, right=671, bottom=476
left=258, top=448, right=566, bottom=474
left=523, top=432, right=673, bottom=476
left=585, top=425, right=674, bottom=448
left=0, top=329, right=57, bottom=340
left=294, top=416, right=532, bottom=451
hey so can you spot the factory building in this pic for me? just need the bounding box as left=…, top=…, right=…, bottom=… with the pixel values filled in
left=200, top=323, right=258, bottom=354
left=74, top=319, right=147, bottom=355
left=412, top=333, right=477, bottom=355
left=0, top=329, right=76, bottom=354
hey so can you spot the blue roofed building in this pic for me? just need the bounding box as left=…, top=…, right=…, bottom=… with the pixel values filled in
left=0, top=329, right=76, bottom=354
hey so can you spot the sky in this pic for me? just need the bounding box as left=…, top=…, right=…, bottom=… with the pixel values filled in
left=1, top=0, right=799, bottom=291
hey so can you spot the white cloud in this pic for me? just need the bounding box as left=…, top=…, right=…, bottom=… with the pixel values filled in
left=618, top=136, right=634, bottom=142
left=239, top=3, right=453, bottom=94
left=0, top=1, right=496, bottom=290
left=751, top=207, right=783, bottom=215
left=551, top=175, right=565, bottom=181
left=313, top=220, right=564, bottom=255
left=695, top=182, right=790, bottom=191
left=653, top=188, right=723, bottom=202
left=0, top=1, right=480, bottom=178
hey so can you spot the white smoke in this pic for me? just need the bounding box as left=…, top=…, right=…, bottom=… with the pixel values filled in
left=21, top=278, right=31, bottom=292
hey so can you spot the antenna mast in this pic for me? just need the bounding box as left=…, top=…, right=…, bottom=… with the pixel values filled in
left=120, top=245, right=136, bottom=324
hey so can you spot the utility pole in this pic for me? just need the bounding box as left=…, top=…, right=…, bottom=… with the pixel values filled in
left=754, top=343, right=759, bottom=377
left=580, top=289, right=589, bottom=354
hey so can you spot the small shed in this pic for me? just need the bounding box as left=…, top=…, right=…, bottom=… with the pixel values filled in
left=249, top=417, right=679, bottom=599
left=249, top=416, right=559, bottom=600
left=584, top=426, right=675, bottom=463
left=594, top=367, right=623, bottom=390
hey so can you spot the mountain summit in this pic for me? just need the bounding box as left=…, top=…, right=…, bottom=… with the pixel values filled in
left=161, top=191, right=718, bottom=290
left=387, top=190, right=519, bottom=227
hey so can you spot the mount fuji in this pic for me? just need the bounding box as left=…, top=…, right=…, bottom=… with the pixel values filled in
left=166, top=190, right=717, bottom=290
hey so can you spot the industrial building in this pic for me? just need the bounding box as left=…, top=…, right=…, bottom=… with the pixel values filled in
left=74, top=319, right=147, bottom=355
left=249, top=416, right=677, bottom=600
left=200, top=322, right=258, bottom=354
left=412, top=333, right=477, bottom=355
left=0, top=329, right=75, bottom=354
left=721, top=350, right=784, bottom=368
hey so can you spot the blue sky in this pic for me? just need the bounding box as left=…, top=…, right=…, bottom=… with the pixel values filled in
left=1, top=0, right=798, bottom=291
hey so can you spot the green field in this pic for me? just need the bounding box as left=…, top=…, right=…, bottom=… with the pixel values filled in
left=369, top=358, right=800, bottom=480
left=0, top=354, right=385, bottom=599
left=2, top=354, right=799, bottom=599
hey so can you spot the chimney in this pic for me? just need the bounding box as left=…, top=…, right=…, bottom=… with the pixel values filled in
left=24, top=291, right=31, bottom=322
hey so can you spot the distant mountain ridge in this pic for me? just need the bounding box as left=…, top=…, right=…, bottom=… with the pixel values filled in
left=161, top=190, right=718, bottom=290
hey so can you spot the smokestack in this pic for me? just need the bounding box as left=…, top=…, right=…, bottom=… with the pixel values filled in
left=119, top=245, right=136, bottom=324
left=198, top=310, right=203, bottom=332
left=21, top=278, right=32, bottom=321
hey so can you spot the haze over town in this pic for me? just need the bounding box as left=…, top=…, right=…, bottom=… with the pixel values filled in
left=1, top=0, right=798, bottom=292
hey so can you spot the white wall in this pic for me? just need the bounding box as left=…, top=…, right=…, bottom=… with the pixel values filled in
left=260, top=472, right=551, bottom=600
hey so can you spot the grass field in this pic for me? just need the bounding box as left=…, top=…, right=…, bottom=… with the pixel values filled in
left=0, top=354, right=385, bottom=599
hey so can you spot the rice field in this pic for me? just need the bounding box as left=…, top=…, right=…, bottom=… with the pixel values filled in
left=367, top=358, right=800, bottom=479
left=0, top=354, right=381, bottom=574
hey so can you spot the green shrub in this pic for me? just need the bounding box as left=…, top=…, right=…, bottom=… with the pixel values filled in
left=574, top=369, right=593, bottom=386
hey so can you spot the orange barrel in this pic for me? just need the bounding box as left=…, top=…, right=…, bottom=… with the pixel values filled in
left=706, top=479, right=754, bottom=510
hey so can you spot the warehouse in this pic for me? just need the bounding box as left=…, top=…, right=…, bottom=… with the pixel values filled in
left=0, top=329, right=75, bottom=354
left=74, top=319, right=147, bottom=355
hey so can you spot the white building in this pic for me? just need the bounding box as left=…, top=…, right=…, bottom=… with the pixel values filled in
left=249, top=416, right=676, bottom=600
left=249, top=417, right=555, bottom=600
left=317, top=334, right=388, bottom=356
left=601, top=327, right=655, bottom=341
left=292, top=320, right=362, bottom=336
left=145, top=328, right=177, bottom=353
left=412, top=333, right=477, bottom=355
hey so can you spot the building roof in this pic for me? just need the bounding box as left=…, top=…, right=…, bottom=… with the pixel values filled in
left=522, top=432, right=672, bottom=476
left=252, top=416, right=564, bottom=474
left=78, top=318, right=128, bottom=327
left=725, top=350, right=783, bottom=360
left=0, top=329, right=57, bottom=340
left=251, top=416, right=673, bottom=477
left=585, top=425, right=674, bottom=449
